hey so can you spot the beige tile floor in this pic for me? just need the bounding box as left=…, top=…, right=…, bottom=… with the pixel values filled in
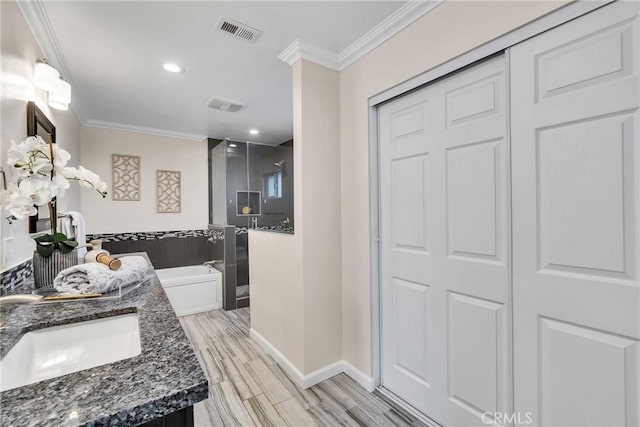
left=179, top=308, right=429, bottom=427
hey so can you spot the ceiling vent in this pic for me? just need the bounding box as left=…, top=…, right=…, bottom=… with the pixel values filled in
left=215, top=17, right=261, bottom=42
left=206, top=96, right=244, bottom=112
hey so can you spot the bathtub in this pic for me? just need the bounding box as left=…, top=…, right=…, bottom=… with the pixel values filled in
left=156, top=265, right=222, bottom=316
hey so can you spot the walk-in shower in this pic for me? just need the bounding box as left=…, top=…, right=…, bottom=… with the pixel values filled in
left=207, top=138, right=294, bottom=310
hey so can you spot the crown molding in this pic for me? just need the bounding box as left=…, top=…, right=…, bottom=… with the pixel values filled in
left=83, top=119, right=207, bottom=142
left=278, top=39, right=340, bottom=71
left=17, top=0, right=87, bottom=124
left=338, top=0, right=443, bottom=70
left=278, top=0, right=443, bottom=71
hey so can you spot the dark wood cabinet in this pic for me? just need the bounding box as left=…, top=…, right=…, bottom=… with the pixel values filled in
left=138, top=405, right=194, bottom=427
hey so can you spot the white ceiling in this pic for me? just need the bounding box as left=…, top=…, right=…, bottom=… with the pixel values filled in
left=39, top=1, right=406, bottom=144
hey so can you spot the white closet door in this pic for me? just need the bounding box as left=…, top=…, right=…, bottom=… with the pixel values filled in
left=379, top=55, right=511, bottom=426
left=510, top=2, right=640, bottom=426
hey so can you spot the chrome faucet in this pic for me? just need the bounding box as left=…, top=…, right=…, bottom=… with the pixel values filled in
left=203, top=260, right=223, bottom=267
left=281, top=217, right=290, bottom=228
left=0, top=294, right=43, bottom=306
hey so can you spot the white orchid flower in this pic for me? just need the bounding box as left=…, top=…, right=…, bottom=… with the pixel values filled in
left=9, top=205, right=36, bottom=221
left=96, top=181, right=107, bottom=193
left=32, top=159, right=53, bottom=175
left=18, top=176, right=56, bottom=206
left=7, top=191, right=37, bottom=221
left=53, top=174, right=70, bottom=190
left=52, top=174, right=69, bottom=198
left=3, top=135, right=107, bottom=226
left=53, top=146, right=71, bottom=168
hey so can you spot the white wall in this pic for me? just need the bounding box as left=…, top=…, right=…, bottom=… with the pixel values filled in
left=249, top=231, right=305, bottom=369
left=249, top=59, right=343, bottom=375
left=339, top=1, right=568, bottom=375
left=80, top=126, right=208, bottom=234
left=0, top=0, right=82, bottom=271
left=298, top=60, right=343, bottom=372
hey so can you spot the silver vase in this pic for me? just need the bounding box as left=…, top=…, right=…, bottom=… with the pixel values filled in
left=33, top=249, right=78, bottom=289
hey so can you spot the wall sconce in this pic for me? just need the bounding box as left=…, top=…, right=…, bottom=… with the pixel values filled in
left=34, top=59, right=71, bottom=111
left=34, top=59, right=59, bottom=93
left=49, top=79, right=71, bottom=111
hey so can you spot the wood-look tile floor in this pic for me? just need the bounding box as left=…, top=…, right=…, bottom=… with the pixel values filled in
left=179, top=308, right=428, bottom=427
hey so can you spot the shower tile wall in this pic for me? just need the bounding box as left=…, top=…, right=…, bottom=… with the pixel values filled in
left=223, top=141, right=294, bottom=229
left=248, top=140, right=294, bottom=228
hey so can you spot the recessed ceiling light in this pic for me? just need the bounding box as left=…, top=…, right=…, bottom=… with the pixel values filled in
left=163, top=63, right=184, bottom=73
left=229, top=143, right=237, bottom=148
left=249, top=129, right=259, bottom=135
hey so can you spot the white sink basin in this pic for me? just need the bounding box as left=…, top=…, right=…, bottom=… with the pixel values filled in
left=0, top=313, right=141, bottom=392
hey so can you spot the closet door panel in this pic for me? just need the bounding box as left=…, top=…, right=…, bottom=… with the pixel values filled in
left=440, top=57, right=511, bottom=427
left=510, top=2, right=640, bottom=426
left=380, top=89, right=438, bottom=416
left=380, top=56, right=510, bottom=426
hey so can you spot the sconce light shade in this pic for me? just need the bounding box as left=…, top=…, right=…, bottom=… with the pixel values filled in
left=34, top=61, right=60, bottom=93
left=49, top=79, right=71, bottom=110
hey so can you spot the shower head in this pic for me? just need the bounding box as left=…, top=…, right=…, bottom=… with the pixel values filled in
left=273, top=161, right=286, bottom=169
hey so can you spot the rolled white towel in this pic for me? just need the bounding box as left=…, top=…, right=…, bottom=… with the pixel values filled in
left=53, top=256, right=149, bottom=295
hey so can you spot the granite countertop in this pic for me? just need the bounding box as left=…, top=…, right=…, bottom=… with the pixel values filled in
left=0, top=253, right=208, bottom=426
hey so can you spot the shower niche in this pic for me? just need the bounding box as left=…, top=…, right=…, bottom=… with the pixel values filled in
left=208, top=138, right=294, bottom=310
left=236, top=191, right=261, bottom=216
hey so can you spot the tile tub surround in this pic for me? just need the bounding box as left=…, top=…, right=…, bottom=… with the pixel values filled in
left=90, top=230, right=212, bottom=270
left=0, top=253, right=208, bottom=426
left=0, top=259, right=34, bottom=296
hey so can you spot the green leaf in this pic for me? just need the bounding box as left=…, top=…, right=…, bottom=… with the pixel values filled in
left=36, top=242, right=55, bottom=257
left=54, top=233, right=68, bottom=242
left=34, top=234, right=54, bottom=243
left=58, top=240, right=78, bottom=253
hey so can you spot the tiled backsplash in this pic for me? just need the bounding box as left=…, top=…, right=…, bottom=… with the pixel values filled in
left=235, top=226, right=294, bottom=235
left=87, top=229, right=211, bottom=243
left=0, top=259, right=34, bottom=296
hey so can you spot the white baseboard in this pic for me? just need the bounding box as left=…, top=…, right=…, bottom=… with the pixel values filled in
left=249, top=328, right=307, bottom=385
left=174, top=303, right=220, bottom=317
left=249, top=328, right=375, bottom=391
left=342, top=360, right=376, bottom=392
left=300, top=360, right=344, bottom=389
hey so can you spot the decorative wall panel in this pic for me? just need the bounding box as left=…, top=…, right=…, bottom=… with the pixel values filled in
left=157, top=170, right=181, bottom=213
left=112, top=154, right=140, bottom=201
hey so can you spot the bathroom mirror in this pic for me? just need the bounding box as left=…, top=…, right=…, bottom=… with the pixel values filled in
left=26, top=101, right=56, bottom=234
